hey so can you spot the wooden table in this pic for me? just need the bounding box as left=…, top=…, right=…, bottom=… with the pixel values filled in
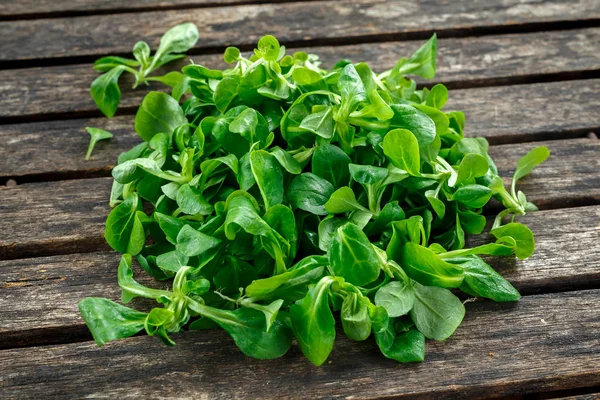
left=1, top=1, right=600, bottom=398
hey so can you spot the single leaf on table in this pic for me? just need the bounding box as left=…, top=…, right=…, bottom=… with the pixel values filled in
left=513, top=146, right=550, bottom=183
left=85, top=127, right=113, bottom=160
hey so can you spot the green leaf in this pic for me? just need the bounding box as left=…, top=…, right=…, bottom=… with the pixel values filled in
left=389, top=104, right=436, bottom=146
left=152, top=22, right=199, bottom=66
left=455, top=154, right=489, bottom=184
left=90, top=66, right=126, bottom=118
left=325, top=187, right=370, bottom=214
left=176, top=184, right=214, bottom=216
left=312, top=144, right=352, bottom=189
left=188, top=301, right=292, bottom=360
left=290, top=276, right=336, bottom=366
left=452, top=184, right=493, bottom=208
left=270, top=146, right=302, bottom=174
left=348, top=164, right=388, bottom=185
left=176, top=225, right=222, bottom=257
left=93, top=56, right=139, bottom=72
left=299, top=107, right=334, bottom=139
left=375, top=280, right=415, bottom=318
left=328, top=223, right=381, bottom=286
left=223, top=46, right=241, bottom=64
left=135, top=92, right=187, bottom=142
left=117, top=254, right=172, bottom=302
left=394, top=34, right=437, bottom=79
left=288, top=173, right=335, bottom=215
left=85, top=127, right=113, bottom=160
left=449, top=256, right=521, bottom=302
left=133, top=41, right=151, bottom=68
left=513, top=146, right=550, bottom=183
left=410, top=282, right=465, bottom=340
left=341, top=293, right=372, bottom=341
left=491, top=222, right=535, bottom=260
left=156, top=250, right=189, bottom=273
left=425, top=83, right=448, bottom=109
left=214, top=75, right=241, bottom=113
left=399, top=242, right=464, bottom=288
left=383, top=128, right=421, bottom=176
left=104, top=193, right=145, bottom=255
left=256, top=35, right=281, bottom=61
left=250, top=150, right=284, bottom=209
left=78, top=298, right=147, bottom=346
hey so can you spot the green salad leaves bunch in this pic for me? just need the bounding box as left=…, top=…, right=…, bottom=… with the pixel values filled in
left=79, top=26, right=549, bottom=365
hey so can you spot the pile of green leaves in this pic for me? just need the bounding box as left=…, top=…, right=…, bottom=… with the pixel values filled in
left=79, top=27, right=549, bottom=365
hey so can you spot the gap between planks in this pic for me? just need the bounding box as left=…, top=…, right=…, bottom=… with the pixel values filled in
left=1, top=0, right=600, bottom=68
left=0, top=288, right=598, bottom=398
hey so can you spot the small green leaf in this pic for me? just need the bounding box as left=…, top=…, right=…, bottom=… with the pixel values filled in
left=325, top=187, right=370, bottom=214
left=78, top=298, right=147, bottom=346
left=90, top=66, right=126, bottom=118
left=383, top=128, right=421, bottom=176
left=85, top=127, right=113, bottom=160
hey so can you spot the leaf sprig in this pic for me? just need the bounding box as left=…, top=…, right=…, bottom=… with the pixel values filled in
left=90, top=23, right=199, bottom=118
left=80, top=28, right=549, bottom=365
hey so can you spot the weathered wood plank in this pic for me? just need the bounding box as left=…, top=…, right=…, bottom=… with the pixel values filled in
left=556, top=395, right=600, bottom=400
left=1, top=205, right=598, bottom=348
left=0, top=0, right=300, bottom=18
left=2, top=28, right=600, bottom=120
left=0, top=289, right=598, bottom=399
left=1, top=138, right=598, bottom=259
left=1, top=0, right=599, bottom=63
left=2, top=81, right=599, bottom=181
left=446, top=79, right=600, bottom=144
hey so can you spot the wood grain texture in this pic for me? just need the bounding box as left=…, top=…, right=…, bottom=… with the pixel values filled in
left=1, top=0, right=600, bottom=63
left=1, top=138, right=598, bottom=260
left=0, top=0, right=300, bottom=18
left=3, top=28, right=600, bottom=120
left=0, top=289, right=598, bottom=399
left=1, top=204, right=598, bottom=348
left=2, top=81, right=600, bottom=180
left=446, top=79, right=600, bottom=143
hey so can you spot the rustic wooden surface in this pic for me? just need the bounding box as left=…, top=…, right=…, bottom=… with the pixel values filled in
left=1, top=289, right=599, bottom=399
left=1, top=0, right=599, bottom=397
left=3, top=28, right=600, bottom=120
left=2, top=137, right=598, bottom=260
left=0, top=0, right=301, bottom=19
left=1, top=205, right=598, bottom=349
left=2, top=0, right=600, bottom=63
